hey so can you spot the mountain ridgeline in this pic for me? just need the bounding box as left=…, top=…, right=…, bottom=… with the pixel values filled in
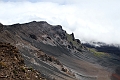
left=0, top=21, right=120, bottom=80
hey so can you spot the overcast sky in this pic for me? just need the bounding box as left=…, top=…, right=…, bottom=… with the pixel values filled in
left=0, top=0, right=120, bottom=44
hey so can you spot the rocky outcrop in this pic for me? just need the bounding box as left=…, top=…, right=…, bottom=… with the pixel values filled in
left=0, top=23, right=3, bottom=32
left=71, top=33, right=75, bottom=41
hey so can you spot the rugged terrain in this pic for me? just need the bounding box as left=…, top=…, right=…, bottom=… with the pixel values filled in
left=0, top=21, right=120, bottom=80
left=0, top=42, right=46, bottom=80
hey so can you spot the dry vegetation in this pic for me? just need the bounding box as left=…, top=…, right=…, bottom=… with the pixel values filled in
left=0, top=42, right=46, bottom=80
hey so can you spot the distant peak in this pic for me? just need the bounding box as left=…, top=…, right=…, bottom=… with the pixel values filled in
left=38, top=21, right=48, bottom=24
left=30, top=21, right=47, bottom=23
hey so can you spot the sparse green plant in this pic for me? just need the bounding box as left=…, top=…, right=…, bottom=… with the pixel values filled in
left=13, top=70, right=17, bottom=75
left=89, top=48, right=105, bottom=57
left=20, top=66, right=26, bottom=73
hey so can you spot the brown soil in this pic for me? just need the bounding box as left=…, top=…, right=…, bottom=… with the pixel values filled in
left=0, top=42, right=46, bottom=80
left=112, top=74, right=120, bottom=80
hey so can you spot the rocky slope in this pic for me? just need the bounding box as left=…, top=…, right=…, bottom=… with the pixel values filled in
left=0, top=42, right=46, bottom=80
left=83, top=42, right=120, bottom=80
left=0, top=21, right=120, bottom=80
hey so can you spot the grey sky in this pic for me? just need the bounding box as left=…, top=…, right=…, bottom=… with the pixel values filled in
left=0, top=0, right=120, bottom=44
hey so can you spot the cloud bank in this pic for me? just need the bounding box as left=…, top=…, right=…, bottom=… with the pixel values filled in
left=0, top=0, right=120, bottom=44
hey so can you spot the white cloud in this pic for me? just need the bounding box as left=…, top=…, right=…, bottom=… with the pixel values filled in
left=0, top=0, right=120, bottom=44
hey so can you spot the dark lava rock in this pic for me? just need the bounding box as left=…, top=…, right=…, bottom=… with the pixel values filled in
left=0, top=23, right=3, bottom=31
left=29, top=34, right=37, bottom=40
left=71, top=33, right=75, bottom=41
left=76, top=39, right=81, bottom=44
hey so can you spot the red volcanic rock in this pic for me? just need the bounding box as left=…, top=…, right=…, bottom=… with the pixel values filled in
left=112, top=74, right=120, bottom=80
left=111, top=67, right=120, bottom=80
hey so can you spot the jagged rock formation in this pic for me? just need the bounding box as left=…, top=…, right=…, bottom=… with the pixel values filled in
left=0, top=21, right=120, bottom=80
